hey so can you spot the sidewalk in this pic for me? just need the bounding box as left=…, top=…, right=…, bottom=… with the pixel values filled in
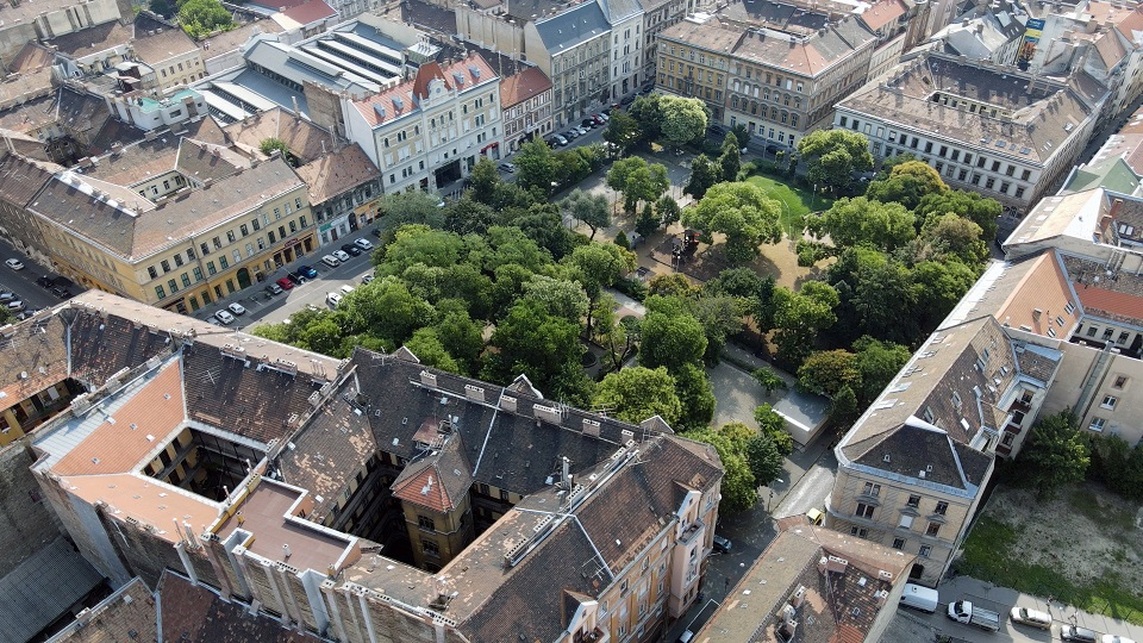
left=940, top=575, right=1143, bottom=641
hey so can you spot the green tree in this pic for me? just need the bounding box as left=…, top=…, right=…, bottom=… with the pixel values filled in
left=730, top=123, right=752, bottom=149
left=797, top=349, right=860, bottom=397
left=467, top=157, right=501, bottom=205
left=910, top=259, right=978, bottom=333
left=807, top=196, right=915, bottom=252
left=603, top=111, right=640, bottom=153
left=404, top=328, right=461, bottom=373
left=259, top=138, right=298, bottom=166
left=483, top=300, right=585, bottom=398
left=864, top=160, right=949, bottom=210
left=719, top=133, right=742, bottom=181
left=770, top=282, right=838, bottom=366
left=522, top=275, right=589, bottom=324
left=376, top=191, right=446, bottom=230
left=647, top=274, right=700, bottom=299
left=920, top=212, right=988, bottom=264
left=627, top=94, right=664, bottom=143
left=1019, top=411, right=1090, bottom=499
left=683, top=426, right=756, bottom=512
left=566, top=243, right=636, bottom=336
left=376, top=224, right=464, bottom=272
left=657, top=194, right=681, bottom=227
left=659, top=95, right=708, bottom=147
left=607, top=156, right=670, bottom=214
left=636, top=202, right=658, bottom=237
left=150, top=0, right=177, bottom=18
left=443, top=196, right=496, bottom=236
left=433, top=309, right=484, bottom=374
left=515, top=138, right=556, bottom=194
left=560, top=189, right=611, bottom=240
left=745, top=433, right=785, bottom=487
left=689, top=295, right=743, bottom=365
left=674, top=363, right=715, bottom=431
left=828, top=385, right=860, bottom=428
left=684, top=154, right=718, bottom=201
left=754, top=404, right=794, bottom=455
left=639, top=310, right=707, bottom=372
left=752, top=367, right=788, bottom=395
left=796, top=129, right=873, bottom=195
left=915, top=190, right=1002, bottom=243
left=682, top=181, right=783, bottom=263
left=1089, top=435, right=1143, bottom=501
left=340, top=276, right=434, bottom=347
left=593, top=366, right=682, bottom=426
left=852, top=336, right=910, bottom=405
left=178, top=0, right=235, bottom=38
left=614, top=230, right=630, bottom=249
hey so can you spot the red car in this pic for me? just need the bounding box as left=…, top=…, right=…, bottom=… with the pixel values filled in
left=276, top=277, right=295, bottom=290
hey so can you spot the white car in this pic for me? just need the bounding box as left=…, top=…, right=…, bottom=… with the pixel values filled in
left=1103, top=636, right=1137, bottom=643
left=326, top=292, right=343, bottom=308
left=321, top=254, right=341, bottom=268
left=227, top=302, right=247, bottom=316
left=5, top=258, right=24, bottom=270
left=1009, top=607, right=1052, bottom=630
left=333, top=249, right=351, bottom=262
left=354, top=238, right=374, bottom=251
left=214, top=310, right=236, bottom=325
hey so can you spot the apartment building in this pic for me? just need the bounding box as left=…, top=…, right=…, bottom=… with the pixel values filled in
left=834, top=52, right=1105, bottom=208
left=696, top=521, right=915, bottom=642
left=500, top=66, right=554, bottom=152
left=11, top=290, right=725, bottom=643
left=345, top=54, right=503, bottom=194
left=640, top=0, right=689, bottom=91
left=294, top=144, right=383, bottom=245
left=0, top=132, right=314, bottom=313
left=655, top=16, right=736, bottom=122
left=133, top=14, right=207, bottom=93
left=828, top=315, right=1061, bottom=585
left=525, top=3, right=613, bottom=129
left=602, top=0, right=645, bottom=102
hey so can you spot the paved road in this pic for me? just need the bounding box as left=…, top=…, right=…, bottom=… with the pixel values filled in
left=196, top=231, right=379, bottom=329
left=0, top=238, right=75, bottom=314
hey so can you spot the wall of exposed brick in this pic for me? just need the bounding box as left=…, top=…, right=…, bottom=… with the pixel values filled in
left=0, top=442, right=63, bottom=573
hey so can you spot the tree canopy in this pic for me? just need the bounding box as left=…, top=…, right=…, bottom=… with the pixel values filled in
left=808, top=196, right=915, bottom=252
left=560, top=189, right=611, bottom=240
left=864, top=160, right=949, bottom=210
left=592, top=366, right=683, bottom=427
left=682, top=181, right=783, bottom=263
left=659, top=95, right=708, bottom=147
left=796, top=129, right=873, bottom=195
left=607, top=156, right=669, bottom=214
left=178, top=0, right=235, bottom=38
left=1019, top=411, right=1090, bottom=499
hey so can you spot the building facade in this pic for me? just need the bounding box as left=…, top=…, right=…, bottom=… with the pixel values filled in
left=834, top=52, right=1105, bottom=209
left=500, top=66, right=554, bottom=152
left=345, top=54, right=502, bottom=194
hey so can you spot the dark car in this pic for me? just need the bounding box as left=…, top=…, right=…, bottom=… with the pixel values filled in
left=765, top=143, right=784, bottom=155
left=581, top=118, right=596, bottom=129
left=299, top=265, right=319, bottom=279
left=50, top=286, right=72, bottom=299
left=288, top=272, right=306, bottom=285
left=620, top=94, right=637, bottom=106
left=712, top=535, right=732, bottom=553
left=370, top=227, right=383, bottom=238
left=36, top=276, right=53, bottom=288
left=340, top=243, right=363, bottom=257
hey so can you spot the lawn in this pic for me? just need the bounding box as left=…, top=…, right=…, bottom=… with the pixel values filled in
left=954, top=484, right=1143, bottom=626
left=744, top=173, right=832, bottom=237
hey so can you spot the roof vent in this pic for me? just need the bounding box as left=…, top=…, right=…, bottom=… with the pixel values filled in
left=464, top=384, right=485, bottom=402
left=373, top=103, right=386, bottom=121
left=420, top=370, right=437, bottom=387
left=501, top=395, right=517, bottom=413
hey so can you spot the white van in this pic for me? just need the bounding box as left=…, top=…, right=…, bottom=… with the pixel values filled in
left=900, top=583, right=939, bottom=614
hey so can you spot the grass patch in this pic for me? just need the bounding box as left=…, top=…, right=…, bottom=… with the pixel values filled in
left=956, top=515, right=1143, bottom=625
left=743, top=174, right=832, bottom=237
left=1069, top=487, right=1137, bottom=532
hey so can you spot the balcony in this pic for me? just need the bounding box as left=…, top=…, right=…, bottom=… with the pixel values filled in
left=679, top=520, right=704, bottom=547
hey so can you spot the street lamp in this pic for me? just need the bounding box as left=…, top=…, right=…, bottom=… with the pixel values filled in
left=766, top=478, right=785, bottom=513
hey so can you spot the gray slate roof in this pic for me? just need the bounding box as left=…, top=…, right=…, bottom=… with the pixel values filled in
left=0, top=536, right=104, bottom=643
left=535, top=2, right=611, bottom=54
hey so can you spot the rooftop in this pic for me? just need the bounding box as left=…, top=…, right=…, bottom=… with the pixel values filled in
left=838, top=52, right=1102, bottom=164
left=293, top=144, right=379, bottom=205
left=695, top=524, right=914, bottom=642
left=132, top=13, right=200, bottom=65
left=352, top=53, right=497, bottom=128
left=47, top=577, right=157, bottom=643
left=158, top=570, right=319, bottom=642
left=0, top=535, right=105, bottom=643
left=47, top=21, right=133, bottom=59
left=944, top=251, right=1080, bottom=336
left=533, top=1, right=611, bottom=54
left=499, top=66, right=553, bottom=108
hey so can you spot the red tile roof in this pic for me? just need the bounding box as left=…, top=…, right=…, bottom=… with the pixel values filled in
left=500, top=66, right=552, bottom=108
left=1074, top=284, right=1143, bottom=322
left=280, top=0, right=337, bottom=25
left=353, top=54, right=497, bottom=128
left=859, top=0, right=906, bottom=32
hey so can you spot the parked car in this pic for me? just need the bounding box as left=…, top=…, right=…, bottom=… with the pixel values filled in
left=277, top=277, right=296, bottom=290
left=1061, top=626, right=1099, bottom=643
left=0, top=292, right=15, bottom=303
left=227, top=302, right=247, bottom=316
left=574, top=125, right=588, bottom=136
left=581, top=118, right=596, bottom=129
left=361, top=273, right=375, bottom=285
left=36, top=276, right=53, bottom=288
left=287, top=272, right=305, bottom=285
left=553, top=134, right=568, bottom=146
left=564, top=129, right=579, bottom=140
left=712, top=535, right=732, bottom=553
left=299, top=265, right=319, bottom=279
left=354, top=238, right=374, bottom=251
left=50, top=286, right=72, bottom=299
left=332, top=249, right=351, bottom=262
left=947, top=600, right=1000, bottom=632
left=1009, top=607, right=1052, bottom=630
left=6, top=300, right=25, bottom=313
left=1103, top=637, right=1137, bottom=643
left=5, top=258, right=24, bottom=270
left=370, top=227, right=383, bottom=238
left=266, top=283, right=284, bottom=295
left=498, top=162, right=516, bottom=173
left=593, top=113, right=607, bottom=125
left=326, top=292, right=343, bottom=308
left=339, top=284, right=355, bottom=296
left=340, top=243, right=362, bottom=257
left=214, top=310, right=236, bottom=325
left=899, top=584, right=939, bottom=614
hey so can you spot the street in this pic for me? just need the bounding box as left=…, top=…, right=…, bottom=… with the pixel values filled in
left=0, top=238, right=76, bottom=314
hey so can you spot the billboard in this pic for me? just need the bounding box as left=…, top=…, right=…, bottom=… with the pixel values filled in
left=1017, top=18, right=1046, bottom=66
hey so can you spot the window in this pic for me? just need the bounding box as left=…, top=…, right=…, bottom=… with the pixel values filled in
left=926, top=522, right=941, bottom=537
left=161, top=260, right=171, bottom=273
left=1113, top=375, right=1128, bottom=389
left=422, top=539, right=440, bottom=557
left=168, top=279, right=178, bottom=294
left=862, top=482, right=881, bottom=497
left=181, top=273, right=191, bottom=288
left=1089, top=417, right=1106, bottom=432
left=500, top=489, right=509, bottom=501
left=227, top=231, right=236, bottom=243
left=919, top=545, right=932, bottom=558
left=855, top=503, right=875, bottom=519
left=934, top=501, right=948, bottom=515
left=892, top=538, right=906, bottom=550
left=850, top=526, right=868, bottom=537
left=1101, top=395, right=1118, bottom=410
left=418, top=515, right=435, bottom=530
left=173, top=254, right=184, bottom=267
left=155, top=285, right=166, bottom=299
left=147, top=266, right=158, bottom=279
left=1117, top=331, right=1130, bottom=345
left=907, top=494, right=921, bottom=508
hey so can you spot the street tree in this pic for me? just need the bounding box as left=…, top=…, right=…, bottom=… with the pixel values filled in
left=566, top=243, right=636, bottom=336
left=807, top=196, right=915, bottom=252
left=852, top=336, right=911, bottom=405
left=684, top=154, right=719, bottom=200
left=603, top=111, right=640, bottom=153
left=404, top=328, right=462, bottom=374
left=682, top=181, right=782, bottom=263
left=1019, top=411, right=1091, bottom=499
left=829, top=385, right=860, bottom=428
left=592, top=366, right=683, bottom=426
left=657, top=194, right=681, bottom=227
left=745, top=433, right=785, bottom=488
left=376, top=191, right=446, bottom=230
left=770, top=282, right=839, bottom=366
left=515, top=138, right=556, bottom=194
left=659, top=95, right=708, bottom=147
left=674, top=363, right=715, bottom=431
left=339, top=276, right=435, bottom=348
left=754, top=404, right=794, bottom=455
left=865, top=160, right=949, bottom=210
left=467, top=157, right=501, bottom=204
left=606, top=156, right=670, bottom=214
left=796, top=129, right=873, bottom=195
left=719, top=133, right=741, bottom=181
left=920, top=212, right=989, bottom=264
left=560, top=189, right=611, bottom=240
left=730, top=123, right=752, bottom=149
left=682, top=427, right=757, bottom=512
